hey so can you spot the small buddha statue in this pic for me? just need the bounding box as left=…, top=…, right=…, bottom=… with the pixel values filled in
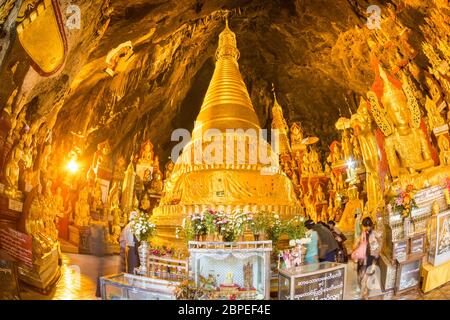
left=337, top=185, right=362, bottom=233
left=327, top=197, right=335, bottom=221
left=137, top=140, right=154, bottom=166
left=109, top=211, right=121, bottom=244
left=341, top=129, right=353, bottom=160
left=327, top=141, right=343, bottom=166
left=438, top=136, right=450, bottom=166
left=424, top=96, right=445, bottom=129
left=164, top=159, right=175, bottom=181
left=107, top=182, right=122, bottom=224
left=315, top=184, right=326, bottom=203
left=54, top=187, right=65, bottom=217
left=150, top=170, right=163, bottom=194
left=224, top=272, right=234, bottom=286
left=74, top=188, right=91, bottom=227
left=4, top=140, right=23, bottom=198
left=290, top=122, right=304, bottom=150
left=320, top=205, right=328, bottom=223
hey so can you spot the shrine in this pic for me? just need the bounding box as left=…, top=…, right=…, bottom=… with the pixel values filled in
left=1, top=0, right=450, bottom=304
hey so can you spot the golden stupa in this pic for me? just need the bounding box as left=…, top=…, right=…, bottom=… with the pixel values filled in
left=152, top=19, right=300, bottom=246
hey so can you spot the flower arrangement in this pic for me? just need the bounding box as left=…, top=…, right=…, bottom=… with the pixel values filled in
left=266, top=213, right=283, bottom=245
left=247, top=211, right=272, bottom=237
left=130, top=210, right=156, bottom=241
left=283, top=216, right=307, bottom=242
left=214, top=209, right=250, bottom=242
left=390, top=184, right=417, bottom=219
left=149, top=245, right=174, bottom=257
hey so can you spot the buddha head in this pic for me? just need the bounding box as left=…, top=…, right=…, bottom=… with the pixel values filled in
left=379, top=65, right=411, bottom=131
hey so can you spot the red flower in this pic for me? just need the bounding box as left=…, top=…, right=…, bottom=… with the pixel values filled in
left=406, top=184, right=414, bottom=192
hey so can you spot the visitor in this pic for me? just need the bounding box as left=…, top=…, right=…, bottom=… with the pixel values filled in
left=304, top=222, right=319, bottom=264
left=305, top=219, right=339, bottom=262
left=328, top=220, right=348, bottom=263
left=352, top=216, right=381, bottom=300
left=119, top=211, right=139, bottom=274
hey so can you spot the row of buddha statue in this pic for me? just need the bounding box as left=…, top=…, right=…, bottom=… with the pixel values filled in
left=67, top=138, right=175, bottom=245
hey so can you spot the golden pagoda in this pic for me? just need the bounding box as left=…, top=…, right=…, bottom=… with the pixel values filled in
left=271, top=87, right=292, bottom=155
left=152, top=19, right=300, bottom=246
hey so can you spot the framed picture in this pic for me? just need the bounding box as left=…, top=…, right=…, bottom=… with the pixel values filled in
left=428, top=210, right=450, bottom=266
left=395, top=254, right=423, bottom=295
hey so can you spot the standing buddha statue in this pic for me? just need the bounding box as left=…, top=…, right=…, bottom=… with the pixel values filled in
left=350, top=98, right=383, bottom=214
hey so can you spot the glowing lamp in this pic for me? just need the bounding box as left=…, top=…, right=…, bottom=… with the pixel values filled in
left=67, top=159, right=79, bottom=173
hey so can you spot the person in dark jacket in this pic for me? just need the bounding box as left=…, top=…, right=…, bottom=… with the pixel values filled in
left=305, top=220, right=339, bottom=262
left=328, top=220, right=348, bottom=263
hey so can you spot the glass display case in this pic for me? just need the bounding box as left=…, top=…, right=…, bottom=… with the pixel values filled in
left=395, top=254, right=423, bottom=294
left=278, top=262, right=346, bottom=300
left=100, top=273, right=177, bottom=300
left=428, top=210, right=450, bottom=266
left=188, top=241, right=272, bottom=300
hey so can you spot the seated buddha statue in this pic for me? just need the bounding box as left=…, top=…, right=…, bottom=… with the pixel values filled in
left=367, top=64, right=449, bottom=189
left=315, top=184, right=326, bottom=203
left=137, top=140, right=154, bottom=166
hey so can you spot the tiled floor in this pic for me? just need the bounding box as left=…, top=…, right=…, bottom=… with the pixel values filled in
left=19, top=253, right=450, bottom=300
left=20, top=253, right=120, bottom=300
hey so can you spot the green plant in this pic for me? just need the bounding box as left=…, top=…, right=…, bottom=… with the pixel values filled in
left=248, top=211, right=271, bottom=235
left=283, top=216, right=307, bottom=240
left=266, top=213, right=282, bottom=245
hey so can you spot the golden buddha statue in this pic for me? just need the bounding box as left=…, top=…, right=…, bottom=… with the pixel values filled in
left=315, top=184, right=326, bottom=203
left=74, top=188, right=90, bottom=227
left=150, top=170, right=163, bottom=194
left=4, top=140, right=23, bottom=198
left=271, top=87, right=291, bottom=155
left=327, top=141, right=343, bottom=167
left=327, top=197, right=335, bottom=221
left=367, top=64, right=448, bottom=189
left=337, top=185, right=362, bottom=233
left=290, top=122, right=304, bottom=151
left=350, top=98, right=383, bottom=214
left=320, top=206, right=328, bottom=223
left=137, top=140, right=154, bottom=166
left=164, top=160, right=175, bottom=181
left=341, top=129, right=353, bottom=160
left=438, top=135, right=450, bottom=166
left=424, top=96, right=446, bottom=130
left=109, top=211, right=122, bottom=244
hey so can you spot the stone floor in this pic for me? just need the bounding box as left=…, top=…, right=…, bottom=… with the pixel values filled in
left=19, top=253, right=450, bottom=300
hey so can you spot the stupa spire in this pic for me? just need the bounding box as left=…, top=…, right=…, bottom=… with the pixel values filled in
left=271, top=84, right=291, bottom=154
left=192, top=17, right=259, bottom=140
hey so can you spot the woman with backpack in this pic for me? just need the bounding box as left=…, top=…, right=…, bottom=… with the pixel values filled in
left=351, top=217, right=381, bottom=299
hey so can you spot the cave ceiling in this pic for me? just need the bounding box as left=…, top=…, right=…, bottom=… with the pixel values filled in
left=0, top=0, right=448, bottom=165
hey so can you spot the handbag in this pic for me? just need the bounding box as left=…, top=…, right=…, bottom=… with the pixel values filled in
left=351, top=232, right=367, bottom=262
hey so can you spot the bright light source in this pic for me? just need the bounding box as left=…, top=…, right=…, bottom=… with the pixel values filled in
left=67, top=159, right=79, bottom=173
left=346, top=158, right=355, bottom=169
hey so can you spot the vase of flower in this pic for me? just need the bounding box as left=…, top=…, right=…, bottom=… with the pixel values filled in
left=403, top=217, right=413, bottom=237
left=201, top=234, right=207, bottom=242
left=194, top=234, right=201, bottom=241
left=138, top=241, right=150, bottom=274
left=253, top=233, right=260, bottom=241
